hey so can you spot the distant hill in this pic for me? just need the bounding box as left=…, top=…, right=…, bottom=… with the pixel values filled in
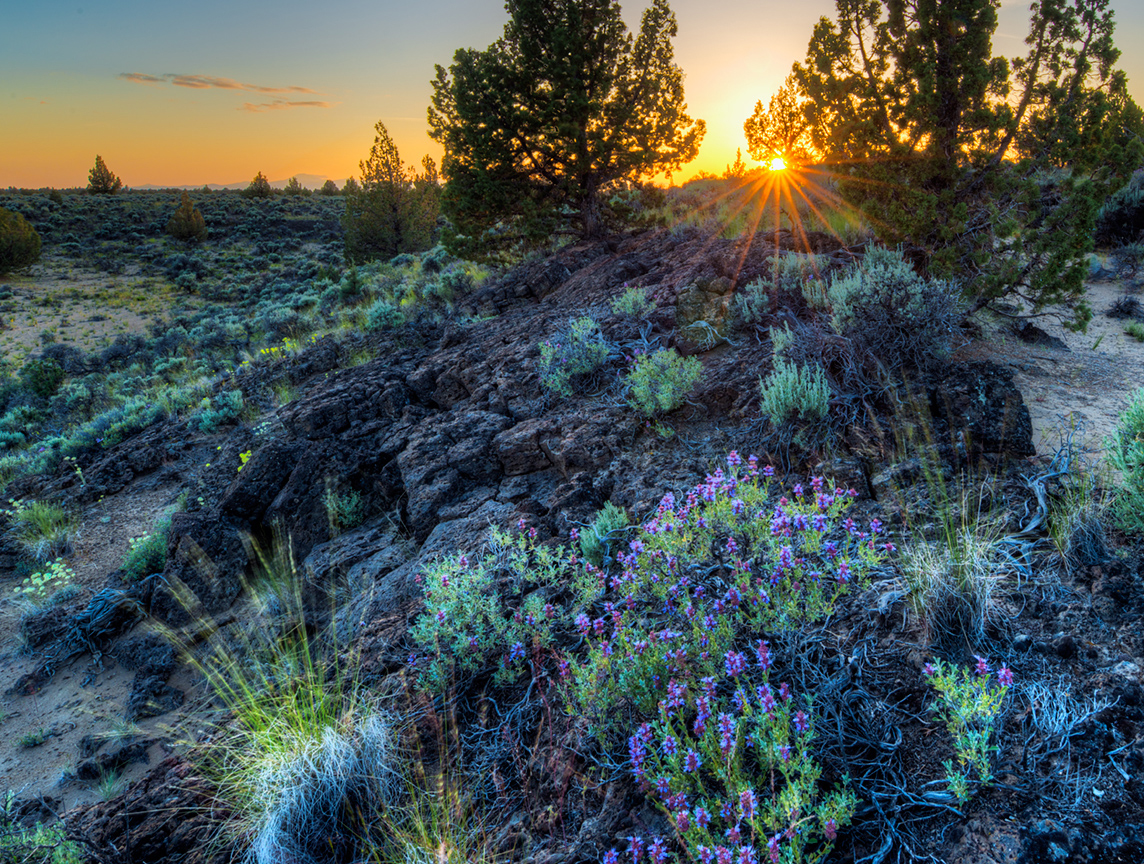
left=133, top=174, right=349, bottom=191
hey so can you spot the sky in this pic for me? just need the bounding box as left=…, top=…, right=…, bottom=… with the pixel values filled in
left=3, top=0, right=1143, bottom=189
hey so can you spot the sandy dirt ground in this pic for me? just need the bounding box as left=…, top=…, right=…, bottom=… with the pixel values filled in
left=957, top=276, right=1144, bottom=460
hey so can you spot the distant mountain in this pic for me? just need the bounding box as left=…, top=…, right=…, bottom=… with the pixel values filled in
left=133, top=174, right=349, bottom=191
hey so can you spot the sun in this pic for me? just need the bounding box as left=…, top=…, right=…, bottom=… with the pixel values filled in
left=769, top=155, right=788, bottom=171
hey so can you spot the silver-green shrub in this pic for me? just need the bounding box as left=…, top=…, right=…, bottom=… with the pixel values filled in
left=734, top=254, right=824, bottom=325
left=625, top=348, right=702, bottom=417
left=538, top=317, right=610, bottom=396
left=1108, top=387, right=1144, bottom=535
left=578, top=502, right=630, bottom=567
left=759, top=358, right=831, bottom=425
left=826, top=245, right=961, bottom=370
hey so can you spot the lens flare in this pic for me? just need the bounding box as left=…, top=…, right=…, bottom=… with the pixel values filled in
left=769, top=155, right=788, bottom=171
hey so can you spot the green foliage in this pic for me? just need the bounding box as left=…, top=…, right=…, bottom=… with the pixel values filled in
left=765, top=0, right=1144, bottom=329
left=825, top=246, right=961, bottom=370
left=0, top=791, right=83, bottom=863
left=343, top=121, right=439, bottom=264
left=925, top=658, right=1012, bottom=802
left=175, top=535, right=400, bottom=864
left=610, top=285, right=657, bottom=318
left=578, top=501, right=630, bottom=567
left=625, top=348, right=702, bottom=417
left=319, top=179, right=340, bottom=197
left=17, top=730, right=48, bottom=749
left=4, top=499, right=76, bottom=562
left=324, top=485, right=365, bottom=538
left=635, top=661, right=856, bottom=864
left=20, top=358, right=65, bottom=399
left=570, top=464, right=883, bottom=730
left=194, top=389, right=245, bottom=432
left=243, top=171, right=274, bottom=199
left=166, top=192, right=208, bottom=243
left=1095, top=172, right=1144, bottom=246
left=428, top=0, right=705, bottom=257
left=734, top=254, right=824, bottom=325
left=87, top=155, right=122, bottom=195
left=122, top=517, right=170, bottom=582
left=759, top=354, right=831, bottom=426
left=411, top=525, right=600, bottom=691
left=12, top=558, right=74, bottom=604
left=282, top=177, right=309, bottom=197
left=1125, top=321, right=1144, bottom=342
left=1108, top=387, right=1144, bottom=535
left=538, top=317, right=610, bottom=397
left=0, top=208, right=42, bottom=275
left=365, top=297, right=404, bottom=332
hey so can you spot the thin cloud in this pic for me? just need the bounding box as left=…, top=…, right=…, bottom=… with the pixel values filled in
left=119, top=72, right=319, bottom=95
left=240, top=99, right=334, bottom=112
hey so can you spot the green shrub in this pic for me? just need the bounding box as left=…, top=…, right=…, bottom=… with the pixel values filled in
left=538, top=317, right=610, bottom=397
left=166, top=192, right=208, bottom=243
left=365, top=298, right=403, bottom=331
left=319, top=179, right=340, bottom=197
left=578, top=502, right=630, bottom=567
left=1108, top=387, right=1144, bottom=535
left=1095, top=172, right=1144, bottom=246
left=1125, top=321, right=1144, bottom=342
left=734, top=254, right=824, bottom=325
left=243, top=171, right=274, bottom=199
left=759, top=357, right=831, bottom=426
left=610, top=284, right=656, bottom=318
left=324, top=486, right=366, bottom=538
left=625, top=348, right=702, bottom=417
left=20, top=358, right=65, bottom=399
left=0, top=208, right=42, bottom=275
left=825, top=246, right=961, bottom=370
left=122, top=517, right=170, bottom=581
left=924, top=658, right=1013, bottom=802
left=194, top=389, right=245, bottom=432
left=410, top=526, right=600, bottom=691
left=12, top=558, right=75, bottom=604
left=0, top=791, right=82, bottom=863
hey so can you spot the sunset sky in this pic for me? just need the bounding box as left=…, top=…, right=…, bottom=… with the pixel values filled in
left=3, top=0, right=1143, bottom=189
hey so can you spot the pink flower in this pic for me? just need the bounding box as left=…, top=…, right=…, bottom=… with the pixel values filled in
left=998, top=665, right=1014, bottom=687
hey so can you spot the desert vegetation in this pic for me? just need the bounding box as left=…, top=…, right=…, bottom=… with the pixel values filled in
left=1, top=0, right=1144, bottom=863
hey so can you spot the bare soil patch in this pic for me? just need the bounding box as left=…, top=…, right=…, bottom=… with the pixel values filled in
left=0, top=257, right=205, bottom=362
left=958, top=277, right=1144, bottom=458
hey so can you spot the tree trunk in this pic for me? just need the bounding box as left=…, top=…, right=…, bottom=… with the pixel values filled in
left=580, top=184, right=603, bottom=239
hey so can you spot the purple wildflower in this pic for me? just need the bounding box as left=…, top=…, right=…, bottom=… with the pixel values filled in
left=603, top=851, right=619, bottom=864
left=739, top=788, right=757, bottom=820
left=725, top=650, right=746, bottom=678
left=794, top=710, right=810, bottom=734
left=628, top=837, right=645, bottom=863
left=975, top=655, right=991, bottom=676
left=684, top=750, right=702, bottom=773
left=998, top=665, right=1014, bottom=687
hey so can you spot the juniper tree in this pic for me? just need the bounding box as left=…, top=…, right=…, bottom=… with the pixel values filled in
left=428, top=0, right=705, bottom=258
left=342, top=121, right=439, bottom=263
left=166, top=192, right=207, bottom=243
left=87, top=155, right=122, bottom=195
left=749, top=0, right=1143, bottom=329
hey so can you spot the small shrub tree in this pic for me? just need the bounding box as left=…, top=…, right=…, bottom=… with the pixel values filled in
left=625, top=348, right=702, bottom=417
left=1108, top=387, right=1144, bottom=535
left=319, top=179, right=340, bottom=197
left=283, top=176, right=308, bottom=197
left=166, top=192, right=208, bottom=243
left=87, top=155, right=122, bottom=195
left=538, top=317, right=611, bottom=397
left=343, top=121, right=439, bottom=263
left=243, top=171, right=274, bottom=199
left=0, top=208, right=41, bottom=275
